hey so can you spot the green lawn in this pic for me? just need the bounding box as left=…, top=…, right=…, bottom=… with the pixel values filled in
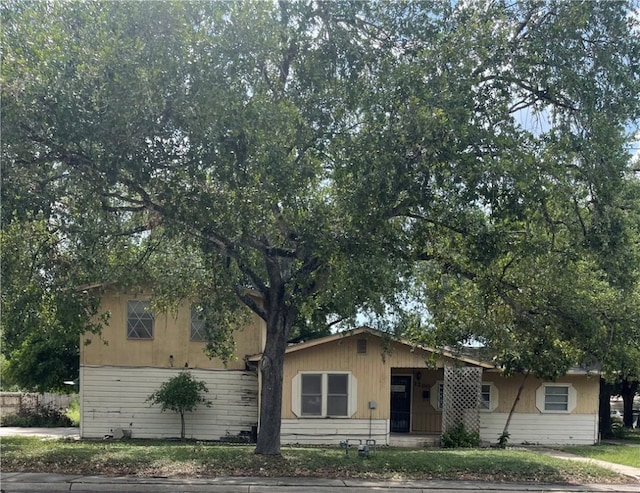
left=0, top=436, right=630, bottom=484
left=560, top=444, right=640, bottom=468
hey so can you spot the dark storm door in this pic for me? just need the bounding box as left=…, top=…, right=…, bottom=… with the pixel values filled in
left=390, top=375, right=412, bottom=433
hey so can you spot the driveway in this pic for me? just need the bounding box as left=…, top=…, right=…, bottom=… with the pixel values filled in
left=0, top=426, right=80, bottom=439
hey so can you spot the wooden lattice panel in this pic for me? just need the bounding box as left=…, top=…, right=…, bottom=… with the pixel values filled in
left=442, top=366, right=482, bottom=435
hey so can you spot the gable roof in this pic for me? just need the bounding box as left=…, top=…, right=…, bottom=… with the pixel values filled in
left=246, top=326, right=495, bottom=369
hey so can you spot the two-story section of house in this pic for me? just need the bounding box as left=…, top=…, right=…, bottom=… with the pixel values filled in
left=79, top=288, right=265, bottom=440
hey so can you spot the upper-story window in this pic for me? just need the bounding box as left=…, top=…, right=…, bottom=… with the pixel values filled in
left=127, top=300, right=153, bottom=339
left=190, top=305, right=207, bottom=342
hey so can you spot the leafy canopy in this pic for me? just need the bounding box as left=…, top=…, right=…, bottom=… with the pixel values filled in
left=146, top=371, right=212, bottom=415
left=2, top=0, right=640, bottom=452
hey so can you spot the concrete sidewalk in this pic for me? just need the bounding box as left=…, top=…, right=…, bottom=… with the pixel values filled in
left=535, top=449, right=640, bottom=483
left=1, top=472, right=639, bottom=493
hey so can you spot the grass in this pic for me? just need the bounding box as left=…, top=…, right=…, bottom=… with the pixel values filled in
left=64, top=398, right=80, bottom=427
left=0, top=436, right=630, bottom=484
left=560, top=444, right=640, bottom=468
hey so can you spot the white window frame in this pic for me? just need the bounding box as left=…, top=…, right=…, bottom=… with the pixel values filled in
left=430, top=381, right=444, bottom=410
left=292, top=372, right=357, bottom=418
left=127, top=300, right=154, bottom=340
left=190, top=305, right=207, bottom=342
left=431, top=380, right=498, bottom=412
left=480, top=382, right=499, bottom=412
left=536, top=383, right=576, bottom=413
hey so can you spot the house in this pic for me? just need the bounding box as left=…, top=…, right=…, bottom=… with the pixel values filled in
left=80, top=291, right=600, bottom=446
left=79, top=289, right=264, bottom=440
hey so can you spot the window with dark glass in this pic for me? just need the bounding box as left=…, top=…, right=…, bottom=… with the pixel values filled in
left=301, top=374, right=322, bottom=416
left=299, top=373, right=350, bottom=417
left=327, top=374, right=348, bottom=416
left=480, top=384, right=492, bottom=409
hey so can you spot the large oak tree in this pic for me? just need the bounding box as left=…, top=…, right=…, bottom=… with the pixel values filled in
left=3, top=1, right=639, bottom=453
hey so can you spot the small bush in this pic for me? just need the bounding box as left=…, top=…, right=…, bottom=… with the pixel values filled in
left=441, top=423, right=480, bottom=448
left=65, top=397, right=80, bottom=426
left=497, top=431, right=510, bottom=448
left=1, top=402, right=73, bottom=427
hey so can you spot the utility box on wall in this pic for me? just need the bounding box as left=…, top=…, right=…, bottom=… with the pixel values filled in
left=368, top=400, right=377, bottom=410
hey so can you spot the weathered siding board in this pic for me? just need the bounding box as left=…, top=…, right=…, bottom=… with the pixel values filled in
left=80, top=366, right=258, bottom=440
left=281, top=419, right=388, bottom=446
left=479, top=413, right=598, bottom=445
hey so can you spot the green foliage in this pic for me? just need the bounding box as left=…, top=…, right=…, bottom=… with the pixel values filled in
left=561, top=444, right=640, bottom=468
left=0, top=219, right=105, bottom=391
left=441, top=424, right=480, bottom=449
left=3, top=0, right=639, bottom=453
left=0, top=402, right=72, bottom=428
left=147, top=372, right=211, bottom=415
left=497, top=432, right=510, bottom=449
left=147, top=372, right=211, bottom=439
left=65, top=397, right=80, bottom=427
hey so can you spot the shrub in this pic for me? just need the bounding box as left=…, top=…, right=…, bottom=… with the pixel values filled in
left=65, top=397, right=80, bottom=426
left=441, top=423, right=480, bottom=448
left=147, top=371, right=212, bottom=440
left=497, top=431, right=510, bottom=448
left=1, top=402, right=72, bottom=427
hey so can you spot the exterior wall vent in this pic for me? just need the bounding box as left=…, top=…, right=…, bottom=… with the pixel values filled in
left=357, top=339, right=367, bottom=354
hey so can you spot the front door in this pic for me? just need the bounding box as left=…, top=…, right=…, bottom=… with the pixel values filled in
left=390, top=375, right=412, bottom=433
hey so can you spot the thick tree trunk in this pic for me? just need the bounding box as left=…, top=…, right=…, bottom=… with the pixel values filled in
left=254, top=279, right=295, bottom=455
left=599, top=378, right=613, bottom=439
left=620, top=378, right=638, bottom=428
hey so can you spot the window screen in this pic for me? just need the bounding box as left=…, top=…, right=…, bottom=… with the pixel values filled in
left=301, top=374, right=322, bottom=416
left=544, top=386, right=569, bottom=411
left=127, top=300, right=153, bottom=339
left=190, top=305, right=207, bottom=342
left=327, top=374, right=348, bottom=416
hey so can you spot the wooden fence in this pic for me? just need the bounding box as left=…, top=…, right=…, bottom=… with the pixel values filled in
left=0, top=392, right=77, bottom=417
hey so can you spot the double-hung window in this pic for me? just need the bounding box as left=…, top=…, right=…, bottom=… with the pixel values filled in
left=127, top=300, right=153, bottom=339
left=326, top=374, right=349, bottom=416
left=301, top=374, right=323, bottom=415
left=294, top=372, right=356, bottom=418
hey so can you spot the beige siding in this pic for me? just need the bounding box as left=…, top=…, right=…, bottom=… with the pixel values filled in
left=483, top=373, right=599, bottom=414
left=282, top=336, right=452, bottom=420
left=80, top=366, right=258, bottom=440
left=281, top=419, right=388, bottom=446
left=281, top=332, right=599, bottom=446
left=82, top=291, right=266, bottom=370
left=480, top=413, right=598, bottom=445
